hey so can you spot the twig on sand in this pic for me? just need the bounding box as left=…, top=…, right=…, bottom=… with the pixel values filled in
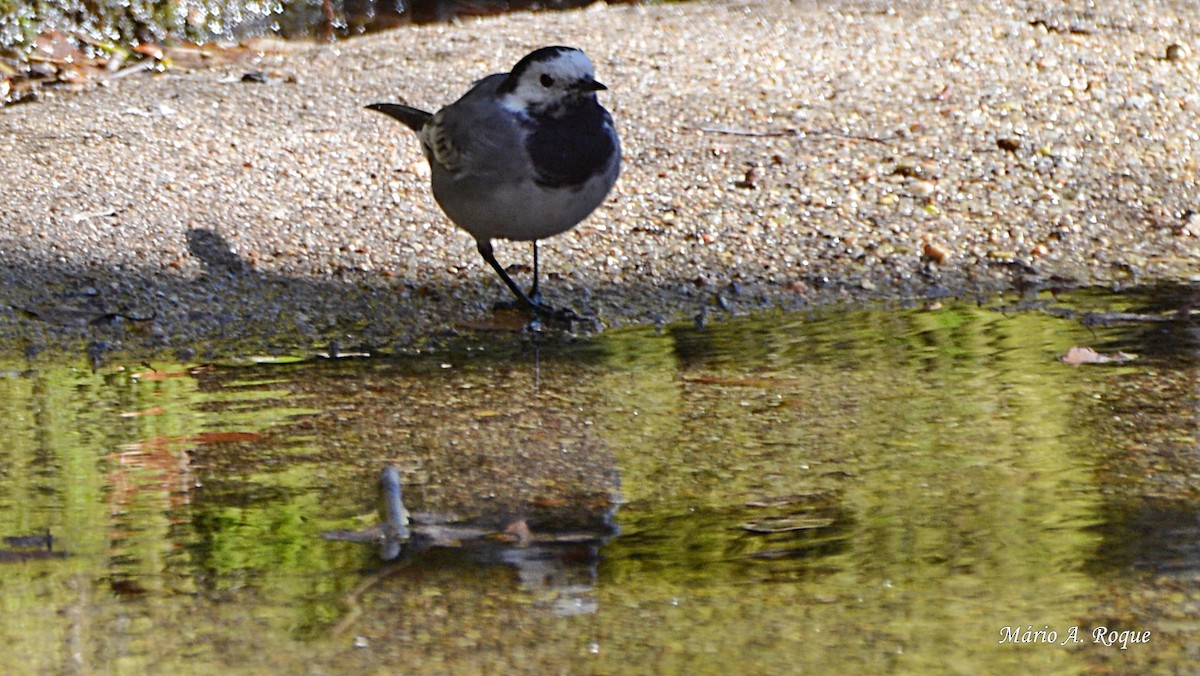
left=692, top=125, right=891, bottom=144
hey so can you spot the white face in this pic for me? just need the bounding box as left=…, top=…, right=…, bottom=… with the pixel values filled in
left=501, top=48, right=602, bottom=115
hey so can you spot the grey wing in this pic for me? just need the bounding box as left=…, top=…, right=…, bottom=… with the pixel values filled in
left=433, top=74, right=532, bottom=180
left=422, top=110, right=463, bottom=171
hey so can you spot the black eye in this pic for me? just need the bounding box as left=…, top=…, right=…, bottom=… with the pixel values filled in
left=540, top=74, right=554, bottom=87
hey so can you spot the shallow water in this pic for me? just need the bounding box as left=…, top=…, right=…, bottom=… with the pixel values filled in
left=0, top=286, right=1197, bottom=673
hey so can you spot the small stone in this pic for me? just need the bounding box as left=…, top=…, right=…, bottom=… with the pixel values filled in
left=735, top=166, right=763, bottom=190
left=911, top=180, right=936, bottom=198
left=1181, top=211, right=1200, bottom=237
left=922, top=242, right=950, bottom=264
left=1165, top=43, right=1187, bottom=61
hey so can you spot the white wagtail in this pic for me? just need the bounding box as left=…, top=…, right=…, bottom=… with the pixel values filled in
left=367, top=46, right=621, bottom=318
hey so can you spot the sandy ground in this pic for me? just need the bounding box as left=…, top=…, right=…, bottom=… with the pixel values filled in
left=1, top=0, right=1198, bottom=360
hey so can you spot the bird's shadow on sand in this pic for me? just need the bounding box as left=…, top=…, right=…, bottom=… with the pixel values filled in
left=186, top=228, right=249, bottom=276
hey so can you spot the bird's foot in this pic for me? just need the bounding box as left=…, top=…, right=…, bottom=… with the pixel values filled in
left=491, top=298, right=593, bottom=328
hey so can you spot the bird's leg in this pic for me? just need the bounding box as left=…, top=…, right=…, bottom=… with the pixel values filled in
left=527, top=241, right=542, bottom=305
left=476, top=239, right=553, bottom=317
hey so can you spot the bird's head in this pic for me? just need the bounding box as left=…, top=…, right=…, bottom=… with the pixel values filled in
left=498, top=46, right=607, bottom=117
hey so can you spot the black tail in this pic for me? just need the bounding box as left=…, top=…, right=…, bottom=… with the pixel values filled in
left=366, top=103, right=432, bottom=132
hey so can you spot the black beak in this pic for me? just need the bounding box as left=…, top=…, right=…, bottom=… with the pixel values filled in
left=579, top=79, right=607, bottom=92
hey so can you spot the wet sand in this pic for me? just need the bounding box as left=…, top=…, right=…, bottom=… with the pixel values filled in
left=1, top=0, right=1197, bottom=360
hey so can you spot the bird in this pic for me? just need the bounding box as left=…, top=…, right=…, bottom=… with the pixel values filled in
left=366, top=46, right=621, bottom=318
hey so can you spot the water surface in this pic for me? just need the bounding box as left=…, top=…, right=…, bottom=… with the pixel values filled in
left=1, top=286, right=1197, bottom=673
